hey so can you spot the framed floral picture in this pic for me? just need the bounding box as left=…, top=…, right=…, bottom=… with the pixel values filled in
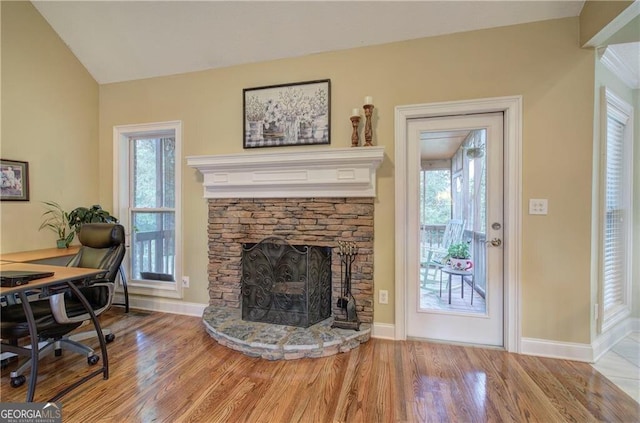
left=0, top=159, right=29, bottom=201
left=243, top=79, right=330, bottom=148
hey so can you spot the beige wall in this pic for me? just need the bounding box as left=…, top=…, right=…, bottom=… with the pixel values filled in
left=0, top=1, right=99, bottom=252
left=99, top=17, right=596, bottom=343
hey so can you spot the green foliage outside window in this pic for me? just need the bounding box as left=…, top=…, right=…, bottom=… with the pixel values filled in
left=420, top=169, right=451, bottom=225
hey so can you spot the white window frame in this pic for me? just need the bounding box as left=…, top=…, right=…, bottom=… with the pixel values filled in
left=113, top=121, right=183, bottom=299
left=598, top=87, right=634, bottom=333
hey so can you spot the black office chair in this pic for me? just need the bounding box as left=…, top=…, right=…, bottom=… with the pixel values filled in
left=0, top=223, right=126, bottom=388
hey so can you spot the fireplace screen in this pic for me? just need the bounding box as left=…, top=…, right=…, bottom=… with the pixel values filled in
left=241, top=237, right=332, bottom=328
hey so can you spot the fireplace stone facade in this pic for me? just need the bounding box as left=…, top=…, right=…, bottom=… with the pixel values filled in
left=207, top=197, right=374, bottom=323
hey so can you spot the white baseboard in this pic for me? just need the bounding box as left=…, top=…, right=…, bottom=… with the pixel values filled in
left=520, top=337, right=594, bottom=362
left=113, top=293, right=207, bottom=317
left=592, top=317, right=639, bottom=362
left=372, top=322, right=396, bottom=340
left=521, top=317, right=640, bottom=364
left=110, top=296, right=640, bottom=361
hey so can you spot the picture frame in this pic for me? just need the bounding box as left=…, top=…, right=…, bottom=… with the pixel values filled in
left=243, top=79, right=330, bottom=148
left=0, top=159, right=29, bottom=201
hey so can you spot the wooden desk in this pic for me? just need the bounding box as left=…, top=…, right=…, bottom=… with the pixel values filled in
left=2, top=246, right=130, bottom=312
left=0, top=246, right=80, bottom=264
left=0, top=262, right=109, bottom=402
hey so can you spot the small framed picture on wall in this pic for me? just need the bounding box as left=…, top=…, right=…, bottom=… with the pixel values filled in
left=0, top=159, right=29, bottom=201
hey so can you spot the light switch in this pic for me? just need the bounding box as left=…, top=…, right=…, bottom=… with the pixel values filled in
left=529, top=199, right=548, bottom=215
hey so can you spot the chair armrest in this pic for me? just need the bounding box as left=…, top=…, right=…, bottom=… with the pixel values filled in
left=49, top=282, right=115, bottom=324
left=422, top=246, right=448, bottom=265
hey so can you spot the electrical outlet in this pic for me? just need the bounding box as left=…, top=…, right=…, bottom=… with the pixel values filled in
left=529, top=198, right=548, bottom=215
left=182, top=276, right=190, bottom=288
left=379, top=290, right=389, bottom=304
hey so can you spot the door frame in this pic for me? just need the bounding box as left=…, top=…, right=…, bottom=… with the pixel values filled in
left=394, top=96, right=522, bottom=353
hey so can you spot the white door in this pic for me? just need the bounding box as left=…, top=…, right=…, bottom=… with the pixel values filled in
left=406, top=113, right=504, bottom=346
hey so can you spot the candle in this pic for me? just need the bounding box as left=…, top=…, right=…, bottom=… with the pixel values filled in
left=351, top=108, right=360, bottom=117
left=364, top=96, right=373, bottom=105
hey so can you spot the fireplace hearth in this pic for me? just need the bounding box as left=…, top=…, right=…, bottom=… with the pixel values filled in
left=241, top=237, right=331, bottom=328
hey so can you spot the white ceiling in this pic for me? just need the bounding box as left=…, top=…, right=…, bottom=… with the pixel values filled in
left=32, top=0, right=585, bottom=84
left=420, top=130, right=471, bottom=160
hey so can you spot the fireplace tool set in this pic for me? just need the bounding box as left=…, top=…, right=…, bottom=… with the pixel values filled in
left=332, top=241, right=360, bottom=331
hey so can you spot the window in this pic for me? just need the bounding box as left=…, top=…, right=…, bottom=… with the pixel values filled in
left=114, top=121, right=182, bottom=298
left=599, top=88, right=633, bottom=332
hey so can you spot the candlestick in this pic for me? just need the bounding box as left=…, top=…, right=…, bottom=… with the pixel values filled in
left=363, top=104, right=374, bottom=147
left=350, top=116, right=360, bottom=147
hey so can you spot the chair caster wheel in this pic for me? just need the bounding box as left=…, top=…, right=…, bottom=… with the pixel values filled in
left=87, top=355, right=100, bottom=365
left=11, top=375, right=26, bottom=388
left=105, top=333, right=115, bottom=343
left=55, top=348, right=62, bottom=357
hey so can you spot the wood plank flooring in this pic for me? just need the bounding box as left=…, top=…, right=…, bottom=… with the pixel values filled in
left=1, top=308, right=638, bottom=422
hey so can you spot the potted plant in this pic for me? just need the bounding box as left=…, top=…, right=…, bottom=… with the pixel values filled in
left=445, top=241, right=473, bottom=271
left=39, top=201, right=74, bottom=248
left=68, top=204, right=118, bottom=234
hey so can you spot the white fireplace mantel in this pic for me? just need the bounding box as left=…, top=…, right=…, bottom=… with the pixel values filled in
left=187, top=147, right=384, bottom=198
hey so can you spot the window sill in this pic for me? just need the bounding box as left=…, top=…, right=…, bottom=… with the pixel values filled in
left=125, top=281, right=182, bottom=299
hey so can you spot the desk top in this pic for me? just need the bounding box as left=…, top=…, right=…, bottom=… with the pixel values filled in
left=0, top=246, right=80, bottom=263
left=0, top=262, right=101, bottom=295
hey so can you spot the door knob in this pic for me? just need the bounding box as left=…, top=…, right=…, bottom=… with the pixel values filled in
left=486, top=238, right=502, bottom=247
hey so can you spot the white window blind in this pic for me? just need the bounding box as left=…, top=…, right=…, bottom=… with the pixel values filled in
left=600, top=87, right=633, bottom=331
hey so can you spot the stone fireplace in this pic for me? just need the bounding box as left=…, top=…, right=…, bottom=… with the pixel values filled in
left=207, top=196, right=375, bottom=324
left=187, top=147, right=384, bottom=358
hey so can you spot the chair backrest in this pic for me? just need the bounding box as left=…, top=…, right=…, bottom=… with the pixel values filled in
left=67, top=223, right=126, bottom=282
left=441, top=219, right=466, bottom=249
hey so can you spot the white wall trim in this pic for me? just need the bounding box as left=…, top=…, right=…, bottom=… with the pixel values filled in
left=186, top=147, right=385, bottom=198
left=113, top=120, right=183, bottom=299
left=592, top=317, right=639, bottom=362
left=520, top=338, right=595, bottom=363
left=394, top=96, right=522, bottom=353
left=521, top=317, right=640, bottom=363
left=372, top=322, right=396, bottom=340
left=113, top=293, right=207, bottom=317
left=600, top=46, right=640, bottom=89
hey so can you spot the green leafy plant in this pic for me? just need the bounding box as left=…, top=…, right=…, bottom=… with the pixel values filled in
left=68, top=205, right=118, bottom=234
left=445, top=242, right=471, bottom=260
left=39, top=201, right=74, bottom=247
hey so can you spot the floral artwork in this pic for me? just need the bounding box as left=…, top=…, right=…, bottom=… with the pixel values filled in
left=243, top=79, right=330, bottom=148
left=0, top=159, right=29, bottom=201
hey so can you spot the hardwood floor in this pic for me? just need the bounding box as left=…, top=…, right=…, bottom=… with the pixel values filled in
left=2, top=308, right=638, bottom=422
